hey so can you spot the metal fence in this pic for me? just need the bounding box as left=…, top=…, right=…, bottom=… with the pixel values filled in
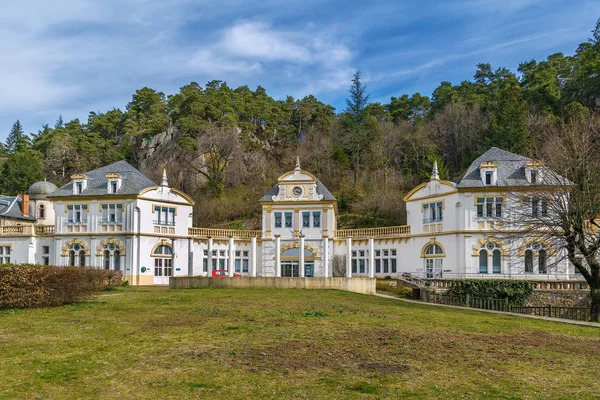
left=420, top=291, right=591, bottom=321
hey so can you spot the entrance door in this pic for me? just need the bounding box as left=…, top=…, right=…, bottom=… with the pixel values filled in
left=154, top=258, right=172, bottom=285
left=426, top=259, right=443, bottom=278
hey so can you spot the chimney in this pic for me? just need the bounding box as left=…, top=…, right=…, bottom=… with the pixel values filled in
left=19, top=194, right=30, bottom=217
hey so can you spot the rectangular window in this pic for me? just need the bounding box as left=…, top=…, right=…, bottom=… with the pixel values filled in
left=383, top=259, right=389, bottom=274
left=302, top=212, right=310, bottom=228
left=391, top=259, right=397, bottom=273
left=423, top=203, right=429, bottom=222
left=235, top=259, right=241, bottom=273
left=313, top=212, right=321, bottom=228
left=477, top=198, right=484, bottom=217
left=111, top=181, right=117, bottom=193
left=162, top=207, right=168, bottom=225
left=284, top=212, right=293, bottom=228
left=274, top=212, right=282, bottom=228
left=485, top=171, right=492, bottom=185
left=76, top=182, right=83, bottom=194
left=495, top=198, right=503, bottom=218
left=242, top=259, right=249, bottom=273
left=437, top=202, right=443, bottom=221
left=541, top=200, right=548, bottom=217
left=532, top=199, right=539, bottom=217
left=375, top=259, right=381, bottom=274
left=43, top=257, right=49, bottom=266
left=203, top=258, right=207, bottom=272
left=155, top=206, right=161, bottom=224
left=431, top=203, right=436, bottom=222
left=352, top=259, right=357, bottom=274
left=531, top=171, right=537, bottom=184
left=359, top=259, right=365, bottom=274
left=42, top=246, right=49, bottom=254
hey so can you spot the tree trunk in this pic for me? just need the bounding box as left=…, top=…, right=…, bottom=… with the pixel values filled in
left=591, top=285, right=600, bottom=322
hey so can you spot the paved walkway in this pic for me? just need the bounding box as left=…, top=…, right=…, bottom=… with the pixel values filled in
left=375, top=293, right=600, bottom=328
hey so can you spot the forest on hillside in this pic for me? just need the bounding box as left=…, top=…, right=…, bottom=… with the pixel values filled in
left=1, top=18, right=599, bottom=229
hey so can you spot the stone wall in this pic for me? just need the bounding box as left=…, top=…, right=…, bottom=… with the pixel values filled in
left=525, top=290, right=590, bottom=307
left=170, top=276, right=376, bottom=295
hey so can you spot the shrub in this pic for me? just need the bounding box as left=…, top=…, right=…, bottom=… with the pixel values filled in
left=376, top=281, right=414, bottom=298
left=0, top=264, right=122, bottom=309
left=446, top=280, right=533, bottom=305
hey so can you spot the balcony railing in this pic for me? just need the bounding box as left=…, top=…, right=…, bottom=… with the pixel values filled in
left=64, top=219, right=88, bottom=225
left=99, top=218, right=123, bottom=224
left=35, top=225, right=55, bottom=235
left=188, top=228, right=262, bottom=239
left=334, top=225, right=411, bottom=239
left=154, top=220, right=176, bottom=226
left=0, top=225, right=34, bottom=235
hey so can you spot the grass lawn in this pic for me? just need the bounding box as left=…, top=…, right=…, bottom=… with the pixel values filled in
left=1, top=287, right=599, bottom=399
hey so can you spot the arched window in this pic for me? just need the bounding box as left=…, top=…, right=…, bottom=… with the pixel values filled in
left=102, top=243, right=123, bottom=271
left=479, top=250, right=488, bottom=273
left=492, top=249, right=501, bottom=274
left=104, top=250, right=110, bottom=270
left=423, top=243, right=444, bottom=278
left=69, top=250, right=76, bottom=267
left=68, top=243, right=86, bottom=267
left=152, top=244, right=173, bottom=280
left=525, top=250, right=533, bottom=273
left=39, top=204, right=45, bottom=219
left=425, top=244, right=443, bottom=256
left=538, top=250, right=547, bottom=274
left=114, top=250, right=121, bottom=271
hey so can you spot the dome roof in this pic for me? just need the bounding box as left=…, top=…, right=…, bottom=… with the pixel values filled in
left=29, top=180, right=59, bottom=197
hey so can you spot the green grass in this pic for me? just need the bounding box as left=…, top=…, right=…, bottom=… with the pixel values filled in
left=1, top=287, right=599, bottom=399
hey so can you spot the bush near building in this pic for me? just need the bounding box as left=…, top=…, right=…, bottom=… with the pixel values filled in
left=446, top=279, right=533, bottom=305
left=0, top=265, right=122, bottom=309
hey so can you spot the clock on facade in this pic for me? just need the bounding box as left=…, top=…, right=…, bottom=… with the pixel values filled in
left=292, top=186, right=303, bottom=197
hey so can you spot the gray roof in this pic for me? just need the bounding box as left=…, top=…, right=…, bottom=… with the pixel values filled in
left=0, top=195, right=35, bottom=221
left=49, top=160, right=157, bottom=198
left=260, top=179, right=337, bottom=202
left=29, top=180, right=59, bottom=198
left=458, top=147, right=557, bottom=188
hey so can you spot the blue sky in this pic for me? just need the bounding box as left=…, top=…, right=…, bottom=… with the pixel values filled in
left=1, top=0, right=598, bottom=140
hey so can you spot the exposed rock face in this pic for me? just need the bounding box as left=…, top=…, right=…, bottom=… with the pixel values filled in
left=138, top=126, right=207, bottom=192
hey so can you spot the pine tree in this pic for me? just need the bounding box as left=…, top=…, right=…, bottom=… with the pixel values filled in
left=5, top=120, right=30, bottom=154
left=54, top=115, right=64, bottom=129
left=345, top=71, right=369, bottom=123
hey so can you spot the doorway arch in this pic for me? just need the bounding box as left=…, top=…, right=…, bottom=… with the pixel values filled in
left=281, top=247, right=315, bottom=277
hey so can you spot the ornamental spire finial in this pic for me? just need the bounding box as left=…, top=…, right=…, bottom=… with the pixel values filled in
left=161, top=168, right=169, bottom=187
left=431, top=161, right=439, bottom=181
left=295, top=156, right=301, bottom=171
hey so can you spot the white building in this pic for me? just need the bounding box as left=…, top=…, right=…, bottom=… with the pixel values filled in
left=0, top=148, right=576, bottom=284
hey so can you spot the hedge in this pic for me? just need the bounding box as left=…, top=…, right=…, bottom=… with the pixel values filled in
left=0, top=264, right=122, bottom=309
left=446, top=279, right=533, bottom=305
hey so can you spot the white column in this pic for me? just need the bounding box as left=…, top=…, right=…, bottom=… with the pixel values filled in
left=368, top=237, right=375, bottom=278
left=228, top=237, right=235, bottom=277
left=171, top=238, right=176, bottom=277
left=299, top=235, right=305, bottom=278
left=207, top=237, right=213, bottom=277
left=346, top=237, right=352, bottom=278
left=251, top=237, right=257, bottom=277
left=275, top=235, right=281, bottom=277
left=323, top=236, right=329, bottom=277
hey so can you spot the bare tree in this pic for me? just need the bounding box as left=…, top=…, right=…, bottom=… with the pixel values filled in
left=505, top=113, right=600, bottom=321
left=182, top=127, right=239, bottom=197
left=332, top=255, right=347, bottom=277
left=426, top=103, right=489, bottom=178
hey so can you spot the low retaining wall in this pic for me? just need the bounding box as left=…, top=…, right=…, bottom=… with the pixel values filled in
left=169, top=276, right=376, bottom=295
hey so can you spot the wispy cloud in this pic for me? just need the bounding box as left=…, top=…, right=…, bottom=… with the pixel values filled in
left=0, top=0, right=597, bottom=137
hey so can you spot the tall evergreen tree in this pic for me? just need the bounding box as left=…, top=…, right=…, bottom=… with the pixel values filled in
left=345, top=71, right=369, bottom=122
left=54, top=115, right=64, bottom=129
left=5, top=120, right=30, bottom=154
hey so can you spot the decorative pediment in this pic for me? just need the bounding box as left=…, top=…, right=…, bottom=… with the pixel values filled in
left=61, top=238, right=90, bottom=256
left=271, top=158, right=323, bottom=202
left=96, top=238, right=126, bottom=256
